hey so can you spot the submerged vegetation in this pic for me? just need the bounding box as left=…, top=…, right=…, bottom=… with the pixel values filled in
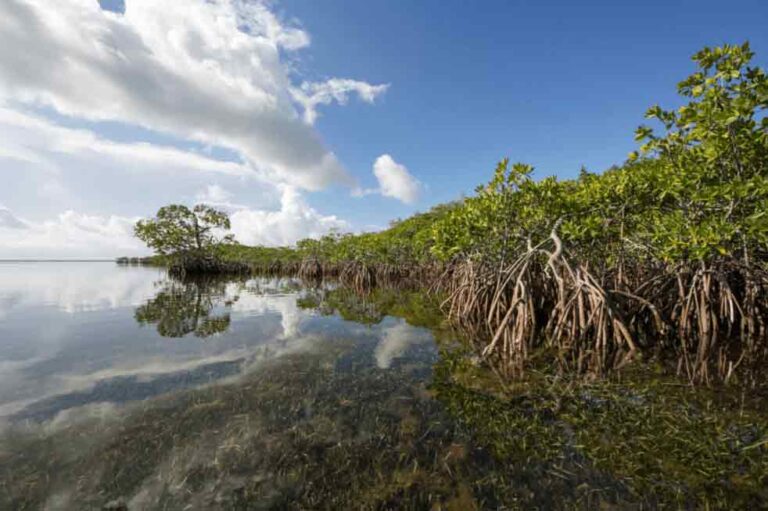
left=7, top=39, right=766, bottom=511
left=3, top=277, right=767, bottom=509
left=127, top=43, right=768, bottom=386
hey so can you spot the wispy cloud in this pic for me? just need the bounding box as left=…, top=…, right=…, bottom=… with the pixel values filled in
left=291, top=79, right=389, bottom=125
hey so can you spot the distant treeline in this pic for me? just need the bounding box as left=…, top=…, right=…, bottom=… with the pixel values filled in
left=115, top=256, right=161, bottom=265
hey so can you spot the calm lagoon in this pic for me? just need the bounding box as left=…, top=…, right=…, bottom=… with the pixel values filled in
left=1, top=263, right=765, bottom=510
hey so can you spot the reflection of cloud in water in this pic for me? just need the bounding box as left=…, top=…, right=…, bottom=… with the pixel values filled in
left=374, top=320, right=432, bottom=369
left=0, top=262, right=162, bottom=315
left=11, top=340, right=439, bottom=511
left=45, top=402, right=121, bottom=434
left=0, top=325, right=317, bottom=422
left=4, top=333, right=327, bottom=430
left=0, top=273, right=313, bottom=420
left=0, top=267, right=438, bottom=431
left=227, top=280, right=305, bottom=338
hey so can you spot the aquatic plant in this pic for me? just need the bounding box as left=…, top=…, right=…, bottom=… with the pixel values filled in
left=4, top=276, right=767, bottom=509
left=432, top=349, right=768, bottom=508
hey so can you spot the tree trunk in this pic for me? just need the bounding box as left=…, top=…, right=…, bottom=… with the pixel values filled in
left=193, top=215, right=202, bottom=251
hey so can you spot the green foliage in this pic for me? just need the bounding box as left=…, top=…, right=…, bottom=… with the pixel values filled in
left=633, top=42, right=768, bottom=261
left=215, top=243, right=303, bottom=267
left=433, top=42, right=768, bottom=265
left=211, top=203, right=457, bottom=269
left=302, top=205, right=457, bottom=265
left=146, top=43, right=767, bottom=274
left=135, top=204, right=234, bottom=256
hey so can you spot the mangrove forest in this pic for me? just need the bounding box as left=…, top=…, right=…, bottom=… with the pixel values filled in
left=139, top=43, right=768, bottom=387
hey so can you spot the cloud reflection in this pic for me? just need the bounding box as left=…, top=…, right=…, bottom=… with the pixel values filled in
left=0, top=266, right=438, bottom=429
left=374, top=320, right=433, bottom=369
left=0, top=262, right=162, bottom=315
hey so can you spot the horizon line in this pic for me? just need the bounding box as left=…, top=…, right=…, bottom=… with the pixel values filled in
left=0, top=258, right=120, bottom=262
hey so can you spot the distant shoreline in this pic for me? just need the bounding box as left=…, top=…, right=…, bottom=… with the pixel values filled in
left=0, top=259, right=118, bottom=263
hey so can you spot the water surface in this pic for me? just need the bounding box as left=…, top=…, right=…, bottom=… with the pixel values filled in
left=0, top=262, right=436, bottom=425
left=1, top=263, right=766, bottom=510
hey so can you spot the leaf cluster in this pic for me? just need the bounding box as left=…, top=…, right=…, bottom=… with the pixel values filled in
left=135, top=204, right=234, bottom=256
left=433, top=42, right=768, bottom=265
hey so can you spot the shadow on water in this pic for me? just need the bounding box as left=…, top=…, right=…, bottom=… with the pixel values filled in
left=1, top=272, right=767, bottom=509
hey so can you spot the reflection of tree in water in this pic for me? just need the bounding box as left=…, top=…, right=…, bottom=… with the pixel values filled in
left=135, top=276, right=239, bottom=338
left=298, top=287, right=386, bottom=326
left=297, top=286, right=445, bottom=331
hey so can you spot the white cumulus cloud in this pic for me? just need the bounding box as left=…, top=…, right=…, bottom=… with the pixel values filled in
left=0, top=0, right=387, bottom=190
left=0, top=210, right=144, bottom=258
left=0, top=0, right=396, bottom=257
left=0, top=190, right=349, bottom=257
left=0, top=205, right=27, bottom=229
left=230, top=186, right=348, bottom=246
left=0, top=111, right=350, bottom=256
left=0, top=107, right=265, bottom=221
left=195, top=184, right=237, bottom=208
left=196, top=184, right=232, bottom=205
left=364, top=154, right=422, bottom=204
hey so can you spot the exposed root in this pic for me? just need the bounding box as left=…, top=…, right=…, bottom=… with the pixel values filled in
left=437, top=224, right=768, bottom=384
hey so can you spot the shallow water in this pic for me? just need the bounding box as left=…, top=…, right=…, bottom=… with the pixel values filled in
left=1, top=263, right=766, bottom=510
left=0, top=263, right=437, bottom=425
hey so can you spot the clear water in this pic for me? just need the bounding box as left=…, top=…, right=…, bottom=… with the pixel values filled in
left=0, top=262, right=437, bottom=426
left=1, top=263, right=475, bottom=510
left=1, top=263, right=765, bottom=509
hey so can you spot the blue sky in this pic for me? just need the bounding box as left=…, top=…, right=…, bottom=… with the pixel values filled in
left=0, top=0, right=767, bottom=256
left=280, top=0, right=768, bottom=224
